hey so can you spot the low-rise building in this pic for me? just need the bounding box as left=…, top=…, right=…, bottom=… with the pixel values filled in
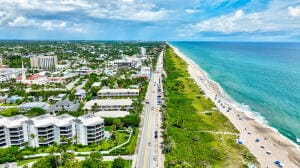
left=19, top=102, right=50, bottom=112
left=98, top=88, right=139, bottom=97
left=47, top=100, right=80, bottom=115
left=75, top=89, right=86, bottom=100
left=84, top=99, right=133, bottom=111
left=6, top=95, right=24, bottom=104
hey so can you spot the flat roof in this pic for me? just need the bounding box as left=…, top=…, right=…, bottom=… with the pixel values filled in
left=31, top=114, right=55, bottom=127
left=84, top=99, right=133, bottom=109
left=0, top=116, right=8, bottom=126
left=6, top=115, right=28, bottom=128
left=91, top=82, right=101, bottom=87
left=55, top=114, right=75, bottom=127
left=94, top=111, right=129, bottom=118
left=98, top=88, right=139, bottom=93
left=78, top=114, right=104, bottom=126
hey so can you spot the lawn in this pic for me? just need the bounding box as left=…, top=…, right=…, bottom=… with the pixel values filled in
left=163, top=46, right=258, bottom=167
left=20, top=131, right=130, bottom=155
left=0, top=107, right=19, bottom=117
left=17, top=158, right=40, bottom=166
left=104, top=160, right=132, bottom=168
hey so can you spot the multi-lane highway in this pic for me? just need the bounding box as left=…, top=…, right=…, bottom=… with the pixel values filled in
left=135, top=50, right=164, bottom=168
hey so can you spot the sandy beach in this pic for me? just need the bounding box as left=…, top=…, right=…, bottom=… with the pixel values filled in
left=170, top=45, right=300, bottom=168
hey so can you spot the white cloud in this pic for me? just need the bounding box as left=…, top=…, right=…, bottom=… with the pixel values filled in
left=288, top=6, right=300, bottom=17
left=7, top=16, right=84, bottom=32
left=185, top=9, right=201, bottom=14
left=181, top=1, right=300, bottom=36
left=0, top=0, right=169, bottom=22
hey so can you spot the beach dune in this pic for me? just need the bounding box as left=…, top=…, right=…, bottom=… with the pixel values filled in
left=170, top=45, right=300, bottom=168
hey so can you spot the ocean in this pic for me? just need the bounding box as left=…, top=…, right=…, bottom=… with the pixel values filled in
left=170, top=41, right=300, bottom=145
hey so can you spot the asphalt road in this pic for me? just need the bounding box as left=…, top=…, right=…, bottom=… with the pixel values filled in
left=135, top=51, right=164, bottom=168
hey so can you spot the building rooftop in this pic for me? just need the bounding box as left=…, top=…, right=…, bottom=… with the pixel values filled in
left=20, top=102, right=50, bottom=109
left=94, top=111, right=129, bottom=118
left=55, top=114, right=75, bottom=127
left=31, top=114, right=55, bottom=127
left=0, top=116, right=8, bottom=127
left=77, top=114, right=104, bottom=126
left=98, top=88, right=139, bottom=93
left=91, top=82, right=101, bottom=87
left=6, top=115, right=28, bottom=128
left=84, top=99, right=133, bottom=109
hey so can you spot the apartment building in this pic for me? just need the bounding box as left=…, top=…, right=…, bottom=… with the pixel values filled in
left=84, top=99, right=133, bottom=111
left=97, top=89, right=139, bottom=97
left=75, top=114, right=104, bottom=145
left=0, top=117, right=7, bottom=147
left=28, top=114, right=56, bottom=147
left=5, top=116, right=29, bottom=147
left=55, top=114, right=76, bottom=144
left=30, top=55, right=58, bottom=69
left=0, top=114, right=105, bottom=148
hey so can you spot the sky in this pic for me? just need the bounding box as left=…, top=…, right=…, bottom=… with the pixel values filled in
left=0, top=0, right=300, bottom=41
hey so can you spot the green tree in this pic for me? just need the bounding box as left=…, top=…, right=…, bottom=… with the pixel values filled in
left=30, top=133, right=36, bottom=148
left=112, top=157, right=126, bottom=168
left=32, top=156, right=58, bottom=168
left=112, top=119, right=123, bottom=129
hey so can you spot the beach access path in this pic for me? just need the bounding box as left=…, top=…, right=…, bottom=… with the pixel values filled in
left=171, top=45, right=300, bottom=168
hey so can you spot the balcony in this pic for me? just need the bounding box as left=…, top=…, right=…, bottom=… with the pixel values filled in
left=9, top=133, right=24, bottom=138
left=0, top=141, right=6, bottom=146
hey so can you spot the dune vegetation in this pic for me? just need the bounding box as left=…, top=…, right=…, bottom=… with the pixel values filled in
left=162, top=46, right=258, bottom=167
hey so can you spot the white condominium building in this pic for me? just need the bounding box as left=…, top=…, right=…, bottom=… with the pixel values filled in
left=30, top=55, right=58, bottom=69
left=0, top=115, right=29, bottom=147
left=0, top=114, right=104, bottom=148
left=0, top=117, right=8, bottom=147
left=75, top=114, right=104, bottom=145
left=84, top=99, right=133, bottom=111
left=55, top=114, right=76, bottom=144
left=98, top=89, right=139, bottom=97
left=28, top=114, right=56, bottom=147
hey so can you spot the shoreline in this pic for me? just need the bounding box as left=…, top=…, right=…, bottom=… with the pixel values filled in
left=169, top=44, right=300, bottom=167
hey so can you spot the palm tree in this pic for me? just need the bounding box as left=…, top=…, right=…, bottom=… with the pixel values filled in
left=30, top=133, right=36, bottom=148
left=39, top=136, right=45, bottom=150
left=61, top=135, right=67, bottom=144
left=73, top=134, right=78, bottom=144
left=92, top=103, right=98, bottom=113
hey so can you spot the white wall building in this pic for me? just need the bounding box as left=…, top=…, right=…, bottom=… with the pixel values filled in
left=1, top=115, right=29, bottom=147
left=140, top=66, right=151, bottom=78
left=0, top=114, right=105, bottom=148
left=75, top=114, right=104, bottom=145
left=28, top=114, right=56, bottom=147
left=55, top=114, right=76, bottom=144
left=30, top=55, right=58, bottom=69
left=84, top=99, right=133, bottom=111
left=98, top=89, right=139, bottom=97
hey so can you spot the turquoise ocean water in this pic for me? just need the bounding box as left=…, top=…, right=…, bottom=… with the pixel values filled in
left=170, top=42, right=300, bottom=145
